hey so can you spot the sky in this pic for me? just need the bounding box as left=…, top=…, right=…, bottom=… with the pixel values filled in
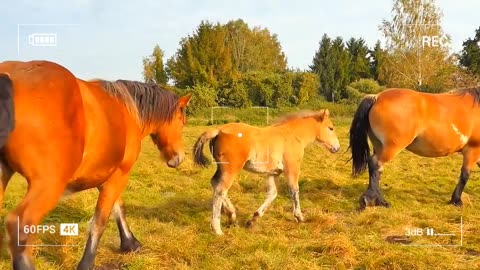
left=0, top=0, right=479, bottom=81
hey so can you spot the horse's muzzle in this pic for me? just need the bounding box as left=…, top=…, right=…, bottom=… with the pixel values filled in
left=329, top=145, right=340, bottom=153
left=167, top=154, right=185, bottom=168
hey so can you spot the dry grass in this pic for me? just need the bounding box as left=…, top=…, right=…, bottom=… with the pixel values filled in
left=0, top=117, right=480, bottom=269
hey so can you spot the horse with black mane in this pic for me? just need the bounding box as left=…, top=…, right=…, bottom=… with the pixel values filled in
left=350, top=87, right=480, bottom=209
left=0, top=60, right=191, bottom=270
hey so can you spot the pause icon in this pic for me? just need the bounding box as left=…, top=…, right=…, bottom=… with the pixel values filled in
left=426, top=228, right=435, bottom=236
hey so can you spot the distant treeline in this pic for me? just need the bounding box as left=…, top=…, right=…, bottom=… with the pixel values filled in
left=142, top=0, right=480, bottom=113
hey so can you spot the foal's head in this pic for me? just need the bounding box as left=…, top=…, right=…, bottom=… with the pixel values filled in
left=312, top=109, right=340, bottom=153
left=150, top=94, right=192, bottom=168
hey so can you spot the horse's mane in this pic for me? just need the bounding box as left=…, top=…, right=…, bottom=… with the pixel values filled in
left=451, top=86, right=480, bottom=105
left=272, top=110, right=324, bottom=125
left=98, top=80, right=179, bottom=125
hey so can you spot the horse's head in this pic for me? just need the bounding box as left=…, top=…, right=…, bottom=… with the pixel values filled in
left=150, top=93, right=192, bottom=168
left=314, top=109, right=340, bottom=153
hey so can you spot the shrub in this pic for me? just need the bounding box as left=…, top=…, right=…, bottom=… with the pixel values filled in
left=348, top=78, right=384, bottom=94
left=184, top=84, right=217, bottom=115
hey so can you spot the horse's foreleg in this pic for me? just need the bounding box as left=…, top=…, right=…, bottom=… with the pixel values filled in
left=285, top=167, right=303, bottom=223
left=77, top=170, right=129, bottom=270
left=0, top=161, right=13, bottom=250
left=246, top=175, right=278, bottom=227
left=112, top=197, right=141, bottom=253
left=450, top=148, right=480, bottom=206
left=5, top=179, right=66, bottom=270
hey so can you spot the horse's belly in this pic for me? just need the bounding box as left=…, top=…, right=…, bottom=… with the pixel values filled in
left=406, top=135, right=463, bottom=157
left=243, top=153, right=284, bottom=175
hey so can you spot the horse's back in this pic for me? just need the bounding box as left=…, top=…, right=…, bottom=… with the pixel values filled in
left=0, top=60, right=86, bottom=180
left=370, top=88, right=479, bottom=156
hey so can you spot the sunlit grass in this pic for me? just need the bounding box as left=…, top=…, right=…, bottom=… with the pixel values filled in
left=0, top=115, right=479, bottom=269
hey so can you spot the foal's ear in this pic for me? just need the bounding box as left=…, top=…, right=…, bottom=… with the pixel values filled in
left=178, top=93, right=192, bottom=108
left=316, top=109, right=330, bottom=121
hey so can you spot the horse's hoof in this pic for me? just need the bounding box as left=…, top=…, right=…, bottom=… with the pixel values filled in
left=379, top=200, right=391, bottom=208
left=360, top=194, right=391, bottom=209
left=120, top=237, right=142, bottom=253
left=13, top=255, right=34, bottom=270
left=294, top=215, right=305, bottom=223
left=449, top=199, right=463, bottom=207
left=245, top=220, right=254, bottom=228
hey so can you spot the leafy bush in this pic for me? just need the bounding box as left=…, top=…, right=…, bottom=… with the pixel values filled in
left=348, top=78, right=384, bottom=94
left=184, top=84, right=217, bottom=115
left=217, top=82, right=252, bottom=108
left=342, top=86, right=364, bottom=104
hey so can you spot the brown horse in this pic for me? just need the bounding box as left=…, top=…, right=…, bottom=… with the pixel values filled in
left=193, top=110, right=340, bottom=235
left=0, top=60, right=191, bottom=269
left=350, top=88, right=480, bottom=209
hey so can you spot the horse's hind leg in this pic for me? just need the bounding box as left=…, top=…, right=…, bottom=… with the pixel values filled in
left=210, top=166, right=238, bottom=235
left=5, top=178, right=66, bottom=270
left=246, top=175, right=278, bottom=227
left=77, top=170, right=129, bottom=270
left=222, top=196, right=236, bottom=226
left=112, top=197, right=141, bottom=252
left=449, top=147, right=480, bottom=206
left=360, top=144, right=400, bottom=209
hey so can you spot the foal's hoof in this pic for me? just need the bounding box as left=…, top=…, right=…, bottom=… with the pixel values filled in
left=120, top=237, right=142, bottom=253
left=245, top=220, right=255, bottom=228
left=359, top=194, right=391, bottom=210
left=449, top=199, right=463, bottom=207
left=294, top=215, right=305, bottom=223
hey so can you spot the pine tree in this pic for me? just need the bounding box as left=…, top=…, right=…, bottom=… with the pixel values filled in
left=460, top=27, right=480, bottom=76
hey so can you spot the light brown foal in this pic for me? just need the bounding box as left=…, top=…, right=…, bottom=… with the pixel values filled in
left=194, top=110, right=340, bottom=235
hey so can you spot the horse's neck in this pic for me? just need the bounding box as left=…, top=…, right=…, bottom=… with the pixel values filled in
left=279, top=118, right=317, bottom=147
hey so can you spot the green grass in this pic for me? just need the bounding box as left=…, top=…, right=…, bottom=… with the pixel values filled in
left=1, top=115, right=480, bottom=269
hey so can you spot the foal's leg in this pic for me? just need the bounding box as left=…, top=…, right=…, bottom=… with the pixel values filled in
left=360, top=145, right=400, bottom=209
left=112, top=197, right=141, bottom=252
left=285, top=165, right=304, bottom=222
left=5, top=179, right=66, bottom=270
left=449, top=147, right=480, bottom=206
left=211, top=167, right=237, bottom=235
left=222, top=196, right=237, bottom=226
left=246, top=175, right=278, bottom=227
left=77, top=170, right=129, bottom=270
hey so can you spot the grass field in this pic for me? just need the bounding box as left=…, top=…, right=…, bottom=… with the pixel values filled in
left=1, top=111, right=480, bottom=269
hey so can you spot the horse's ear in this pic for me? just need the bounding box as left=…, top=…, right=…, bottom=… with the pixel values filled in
left=178, top=93, right=192, bottom=108
left=316, top=109, right=329, bottom=122
left=323, top=109, right=330, bottom=118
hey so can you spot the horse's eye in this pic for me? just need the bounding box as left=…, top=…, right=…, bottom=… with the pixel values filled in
left=329, top=127, right=334, bottom=131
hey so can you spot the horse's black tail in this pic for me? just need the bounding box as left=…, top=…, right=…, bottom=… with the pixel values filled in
left=349, top=94, right=377, bottom=177
left=0, top=74, right=14, bottom=149
left=193, top=129, right=220, bottom=167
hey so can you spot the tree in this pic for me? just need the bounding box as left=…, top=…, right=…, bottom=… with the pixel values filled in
left=369, top=41, right=388, bottom=84
left=310, top=35, right=351, bottom=102
left=224, top=19, right=287, bottom=73
left=142, top=45, right=168, bottom=85
left=166, top=20, right=287, bottom=89
left=166, top=21, right=235, bottom=89
left=380, top=0, right=454, bottom=91
left=346, top=38, right=371, bottom=81
left=460, top=27, right=480, bottom=76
